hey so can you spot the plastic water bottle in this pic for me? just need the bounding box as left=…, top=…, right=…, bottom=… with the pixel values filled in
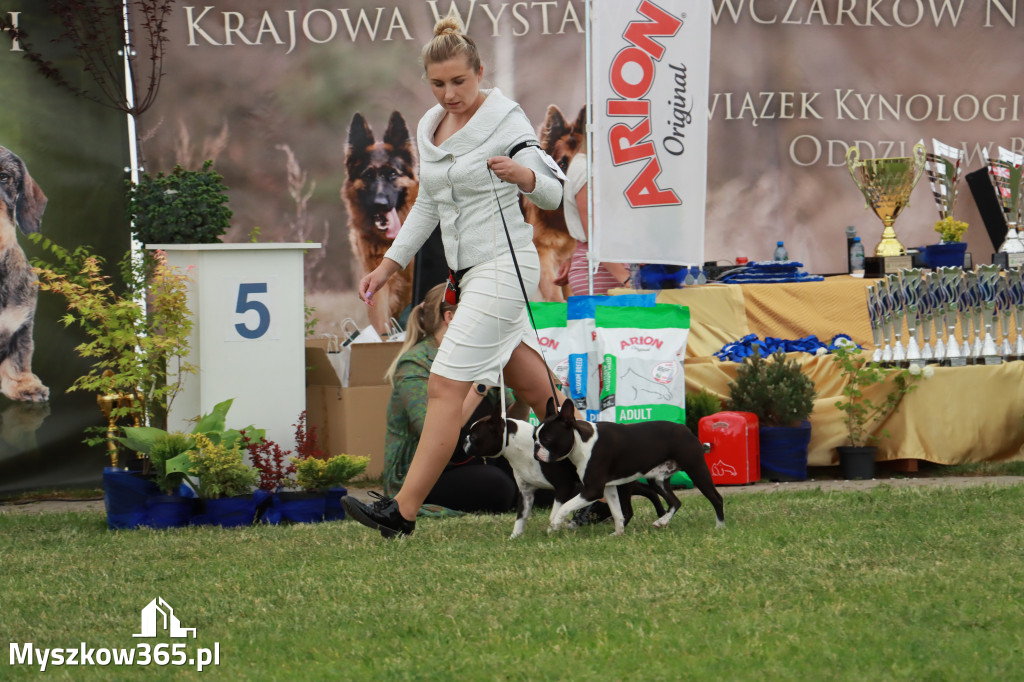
left=850, top=237, right=866, bottom=277
left=773, top=241, right=788, bottom=261
left=845, top=225, right=858, bottom=271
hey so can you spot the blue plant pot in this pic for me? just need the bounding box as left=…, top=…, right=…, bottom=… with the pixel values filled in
left=194, top=495, right=257, bottom=528
left=323, top=487, right=348, bottom=521
left=145, top=494, right=196, bottom=529
left=758, top=421, right=812, bottom=482
left=279, top=492, right=326, bottom=524
left=103, top=467, right=159, bottom=530
left=923, top=242, right=967, bottom=269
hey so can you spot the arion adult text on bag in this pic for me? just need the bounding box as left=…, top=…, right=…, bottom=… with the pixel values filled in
left=595, top=304, right=689, bottom=424
left=566, top=293, right=657, bottom=421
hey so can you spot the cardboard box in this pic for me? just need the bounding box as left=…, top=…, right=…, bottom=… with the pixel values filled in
left=305, top=341, right=403, bottom=478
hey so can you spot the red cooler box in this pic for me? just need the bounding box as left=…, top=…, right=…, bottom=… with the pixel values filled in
left=699, top=411, right=760, bottom=485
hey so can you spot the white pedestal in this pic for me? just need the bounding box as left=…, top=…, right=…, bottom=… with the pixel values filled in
left=151, top=243, right=319, bottom=449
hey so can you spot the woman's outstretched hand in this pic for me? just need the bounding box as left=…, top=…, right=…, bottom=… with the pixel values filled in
left=359, top=258, right=402, bottom=306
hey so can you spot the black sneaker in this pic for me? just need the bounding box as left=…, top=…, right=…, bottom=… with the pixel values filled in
left=341, top=491, right=415, bottom=538
left=570, top=501, right=612, bottom=527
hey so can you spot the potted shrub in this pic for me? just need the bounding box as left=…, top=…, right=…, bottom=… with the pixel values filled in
left=187, top=433, right=260, bottom=527
left=291, top=454, right=369, bottom=523
left=726, top=349, right=817, bottom=481
left=924, top=216, right=969, bottom=269
left=126, top=161, right=232, bottom=245
left=31, top=238, right=195, bottom=464
left=830, top=344, right=929, bottom=479
left=143, top=432, right=197, bottom=528
left=685, top=387, right=723, bottom=435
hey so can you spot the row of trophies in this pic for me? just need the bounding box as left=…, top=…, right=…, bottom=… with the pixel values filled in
left=867, top=265, right=1024, bottom=367
left=847, top=138, right=1024, bottom=265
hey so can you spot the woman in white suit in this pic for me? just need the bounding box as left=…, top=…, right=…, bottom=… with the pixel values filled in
left=343, top=15, right=569, bottom=538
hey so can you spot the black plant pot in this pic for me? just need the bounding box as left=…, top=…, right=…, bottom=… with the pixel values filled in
left=837, top=446, right=878, bottom=480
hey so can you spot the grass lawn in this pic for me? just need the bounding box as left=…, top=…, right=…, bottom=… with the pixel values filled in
left=3, top=483, right=1024, bottom=680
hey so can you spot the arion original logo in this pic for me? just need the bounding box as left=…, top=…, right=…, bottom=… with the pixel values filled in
left=133, top=598, right=197, bottom=639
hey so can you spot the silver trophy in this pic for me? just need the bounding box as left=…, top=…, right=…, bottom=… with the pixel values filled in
left=919, top=274, right=938, bottom=361
left=976, top=264, right=1003, bottom=362
left=936, top=267, right=966, bottom=366
left=1007, top=266, right=1024, bottom=359
left=873, top=278, right=895, bottom=364
left=866, top=285, right=884, bottom=363
left=886, top=272, right=907, bottom=364
left=988, top=148, right=1024, bottom=254
left=900, top=269, right=926, bottom=365
left=997, top=275, right=1014, bottom=358
left=925, top=139, right=964, bottom=222
left=963, top=270, right=983, bottom=360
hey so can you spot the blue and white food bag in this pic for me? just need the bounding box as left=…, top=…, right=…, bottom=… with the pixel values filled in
left=595, top=304, right=690, bottom=424
left=566, top=294, right=657, bottom=421
left=528, top=302, right=572, bottom=418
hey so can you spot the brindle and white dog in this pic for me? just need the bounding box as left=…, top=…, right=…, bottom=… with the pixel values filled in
left=0, top=146, right=49, bottom=402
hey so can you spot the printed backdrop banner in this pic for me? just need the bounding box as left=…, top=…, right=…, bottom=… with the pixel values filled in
left=591, top=0, right=710, bottom=266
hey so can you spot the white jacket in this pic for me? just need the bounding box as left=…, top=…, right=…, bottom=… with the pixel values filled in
left=383, top=88, right=564, bottom=271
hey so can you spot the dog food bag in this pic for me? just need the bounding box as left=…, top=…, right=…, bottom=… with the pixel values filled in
left=566, top=294, right=657, bottom=421
left=595, top=303, right=689, bottom=424
left=529, top=300, right=571, bottom=393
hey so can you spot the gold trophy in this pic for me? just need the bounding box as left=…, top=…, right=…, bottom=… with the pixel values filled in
left=846, top=143, right=927, bottom=273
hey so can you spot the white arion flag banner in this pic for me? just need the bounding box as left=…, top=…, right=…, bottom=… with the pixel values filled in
left=590, top=0, right=711, bottom=266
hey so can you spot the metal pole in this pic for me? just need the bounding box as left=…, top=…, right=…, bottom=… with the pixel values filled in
left=585, top=0, right=595, bottom=295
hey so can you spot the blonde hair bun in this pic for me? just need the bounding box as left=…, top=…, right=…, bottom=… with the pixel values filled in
left=434, top=16, right=464, bottom=37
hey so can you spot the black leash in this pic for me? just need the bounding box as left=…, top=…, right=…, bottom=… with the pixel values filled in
left=487, top=146, right=561, bottom=407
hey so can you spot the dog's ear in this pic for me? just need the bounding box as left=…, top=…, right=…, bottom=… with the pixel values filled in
left=545, top=396, right=557, bottom=418
left=540, top=105, right=567, bottom=152
left=559, top=398, right=576, bottom=423
left=15, top=161, right=46, bottom=235
left=345, top=113, right=375, bottom=176
left=489, top=397, right=503, bottom=423
left=383, top=111, right=415, bottom=169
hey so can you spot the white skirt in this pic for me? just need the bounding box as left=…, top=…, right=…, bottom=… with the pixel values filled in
left=432, top=243, right=542, bottom=384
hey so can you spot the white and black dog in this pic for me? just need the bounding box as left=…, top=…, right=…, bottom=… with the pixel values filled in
left=0, top=146, right=49, bottom=403
left=464, top=403, right=668, bottom=538
left=535, top=398, right=724, bottom=535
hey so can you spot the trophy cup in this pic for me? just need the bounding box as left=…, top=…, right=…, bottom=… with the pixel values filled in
left=919, top=273, right=937, bottom=361
left=886, top=272, right=907, bottom=365
left=930, top=274, right=946, bottom=360
left=937, top=267, right=966, bottom=366
left=873, top=278, right=895, bottom=364
left=925, top=139, right=964, bottom=222
left=997, top=276, right=1014, bottom=359
left=976, top=264, right=1003, bottom=363
left=963, top=270, right=983, bottom=361
left=900, top=269, right=926, bottom=366
left=1007, top=267, right=1024, bottom=359
left=847, top=142, right=927, bottom=275
left=866, top=285, right=885, bottom=363
left=987, top=147, right=1024, bottom=258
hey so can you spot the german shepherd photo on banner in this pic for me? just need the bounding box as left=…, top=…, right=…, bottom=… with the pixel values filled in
left=342, top=111, right=419, bottom=333
left=522, top=104, right=584, bottom=302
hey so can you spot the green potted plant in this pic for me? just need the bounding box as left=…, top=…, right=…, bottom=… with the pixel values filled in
left=829, top=344, right=928, bottom=479
left=143, top=432, right=197, bottom=528
left=925, top=216, right=969, bottom=268
left=187, top=433, right=259, bottom=527
left=726, top=349, right=817, bottom=481
left=31, top=238, right=195, bottom=461
left=685, top=387, right=723, bottom=435
left=126, top=161, right=232, bottom=245
left=291, top=454, right=369, bottom=523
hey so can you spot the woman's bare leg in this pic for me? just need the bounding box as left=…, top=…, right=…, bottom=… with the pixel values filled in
left=503, top=342, right=569, bottom=418
left=392, top=374, right=471, bottom=520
